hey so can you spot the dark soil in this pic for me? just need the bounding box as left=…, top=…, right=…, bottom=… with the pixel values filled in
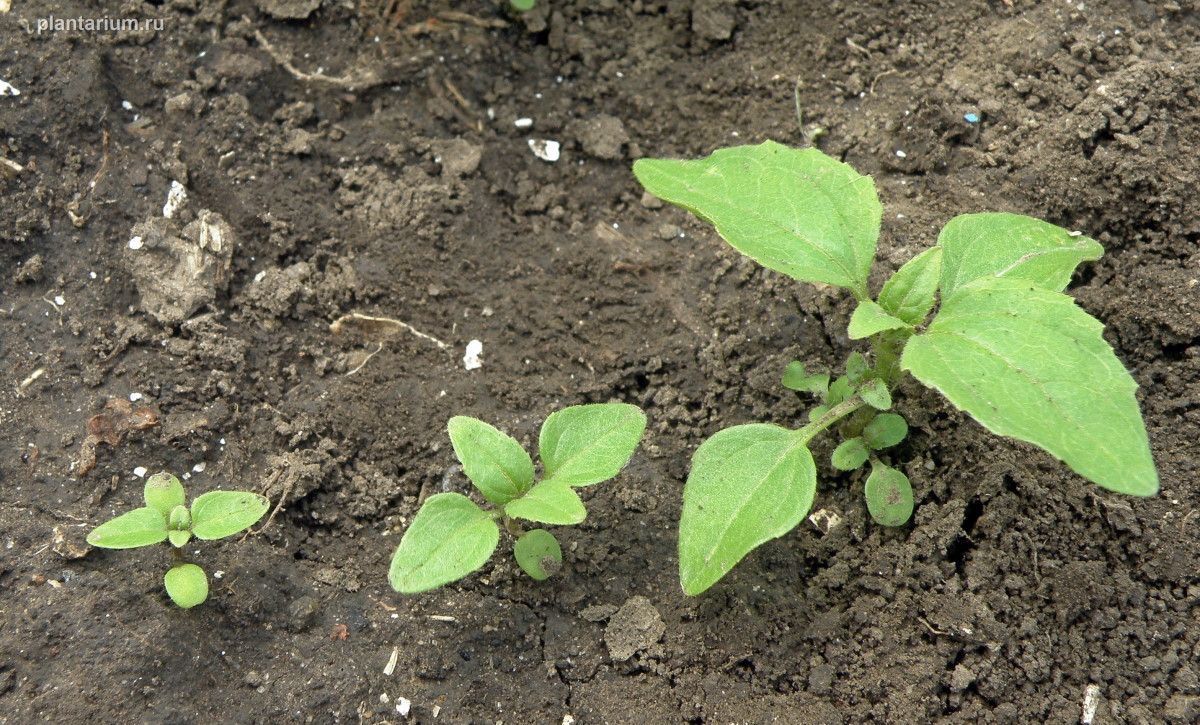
left=2, top=1, right=1198, bottom=723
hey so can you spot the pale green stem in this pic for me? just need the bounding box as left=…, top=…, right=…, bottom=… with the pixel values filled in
left=795, top=395, right=866, bottom=444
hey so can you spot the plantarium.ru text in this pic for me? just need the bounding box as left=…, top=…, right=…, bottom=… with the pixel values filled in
left=634, top=141, right=1159, bottom=596
left=389, top=403, right=647, bottom=593
left=88, top=472, right=269, bottom=608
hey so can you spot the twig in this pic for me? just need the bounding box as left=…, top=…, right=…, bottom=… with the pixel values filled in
left=252, top=21, right=381, bottom=91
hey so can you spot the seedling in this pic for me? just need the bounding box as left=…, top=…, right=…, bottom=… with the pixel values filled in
left=389, top=404, right=646, bottom=593
left=88, top=472, right=269, bottom=608
left=510, top=0, right=536, bottom=10
left=634, top=142, right=1159, bottom=595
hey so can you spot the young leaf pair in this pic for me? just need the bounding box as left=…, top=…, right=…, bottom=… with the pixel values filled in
left=634, top=141, right=1158, bottom=596
left=88, top=473, right=269, bottom=608
left=388, top=403, right=647, bottom=593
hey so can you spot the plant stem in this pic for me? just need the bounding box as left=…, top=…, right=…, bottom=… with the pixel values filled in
left=795, top=395, right=866, bottom=444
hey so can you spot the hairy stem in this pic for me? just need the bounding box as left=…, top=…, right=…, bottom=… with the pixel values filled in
left=795, top=395, right=866, bottom=444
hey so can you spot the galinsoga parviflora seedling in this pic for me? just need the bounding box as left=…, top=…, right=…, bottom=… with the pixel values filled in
left=634, top=141, right=1159, bottom=596
left=389, top=404, right=647, bottom=593
left=88, top=472, right=269, bottom=608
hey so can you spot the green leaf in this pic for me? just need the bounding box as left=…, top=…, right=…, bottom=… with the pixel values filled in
left=902, top=277, right=1157, bottom=496
left=449, top=416, right=534, bottom=504
left=826, top=377, right=852, bottom=406
left=513, top=529, right=562, bottom=581
left=831, top=438, right=870, bottom=471
left=860, top=379, right=892, bottom=410
left=679, top=424, right=817, bottom=596
left=863, top=413, right=908, bottom=450
left=781, top=361, right=829, bottom=395
left=168, top=530, right=192, bottom=548
left=87, top=507, right=168, bottom=549
left=807, top=405, right=830, bottom=423
left=389, top=493, right=500, bottom=594
left=168, top=504, right=191, bottom=531
left=510, top=0, right=536, bottom=10
left=864, top=462, right=914, bottom=526
left=190, top=491, right=270, bottom=540
left=143, top=473, right=185, bottom=516
left=164, top=563, right=208, bottom=609
left=633, top=142, right=881, bottom=294
left=504, top=479, right=587, bottom=525
left=848, top=300, right=910, bottom=340
left=538, top=404, right=646, bottom=487
left=878, top=246, right=943, bottom=324
left=938, top=213, right=1103, bottom=298
left=845, top=352, right=869, bottom=383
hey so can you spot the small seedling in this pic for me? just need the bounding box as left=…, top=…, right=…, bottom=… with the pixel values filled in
left=634, top=141, right=1159, bottom=595
left=510, top=0, right=536, bottom=10
left=389, top=403, right=647, bottom=593
left=88, top=472, right=269, bottom=608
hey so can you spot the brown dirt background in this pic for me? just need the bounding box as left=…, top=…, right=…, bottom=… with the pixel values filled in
left=2, top=0, right=1198, bottom=723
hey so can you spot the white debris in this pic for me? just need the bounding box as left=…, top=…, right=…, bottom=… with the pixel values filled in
left=133, top=467, right=148, bottom=478
left=562, top=716, right=576, bottom=725
left=53, top=295, right=65, bottom=306
left=163, top=180, right=187, bottom=218
left=514, top=117, right=533, bottom=129
left=192, top=462, right=206, bottom=473
left=463, top=339, right=483, bottom=370
left=528, top=138, right=561, bottom=162
left=395, top=697, right=411, bottom=717
left=121, top=100, right=134, bottom=111
left=0, top=79, right=19, bottom=96
left=129, top=392, right=143, bottom=402
left=895, top=149, right=907, bottom=158
left=128, top=236, right=144, bottom=250
left=1081, top=684, right=1101, bottom=724
left=383, top=647, right=399, bottom=676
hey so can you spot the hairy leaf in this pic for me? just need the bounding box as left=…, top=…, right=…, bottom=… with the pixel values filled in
left=190, top=491, right=269, bottom=540
left=860, top=379, right=892, bottom=410
left=781, top=361, right=829, bottom=395
left=634, top=143, right=881, bottom=294
left=848, top=300, right=910, bottom=340
left=513, top=529, right=562, bottom=581
left=143, top=473, right=185, bottom=516
left=938, top=213, right=1103, bottom=298
left=164, top=564, right=208, bottom=609
left=449, top=416, right=534, bottom=504
left=865, top=462, right=914, bottom=526
left=831, top=438, right=870, bottom=471
left=504, top=479, right=587, bottom=525
left=878, top=246, right=943, bottom=324
left=87, top=507, right=169, bottom=549
left=539, top=403, right=646, bottom=487
left=679, top=424, right=816, bottom=596
left=902, top=277, right=1157, bottom=496
left=863, top=413, right=908, bottom=450
left=389, top=493, right=500, bottom=594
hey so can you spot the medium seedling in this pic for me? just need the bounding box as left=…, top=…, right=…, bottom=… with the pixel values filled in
left=389, top=403, right=646, bottom=593
left=634, top=141, right=1159, bottom=595
left=88, top=472, right=269, bottom=608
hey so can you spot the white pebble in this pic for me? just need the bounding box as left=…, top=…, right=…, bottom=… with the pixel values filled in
left=396, top=697, right=411, bottom=717
left=0, top=79, right=19, bottom=96
left=514, top=117, right=533, bottom=129
left=129, top=393, right=143, bottom=402
left=528, top=139, right=561, bottom=162
left=163, top=180, right=187, bottom=218
left=192, top=462, right=206, bottom=473
left=128, top=236, right=143, bottom=250
left=463, top=340, right=483, bottom=371
left=132, top=467, right=148, bottom=478
left=895, top=149, right=907, bottom=158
